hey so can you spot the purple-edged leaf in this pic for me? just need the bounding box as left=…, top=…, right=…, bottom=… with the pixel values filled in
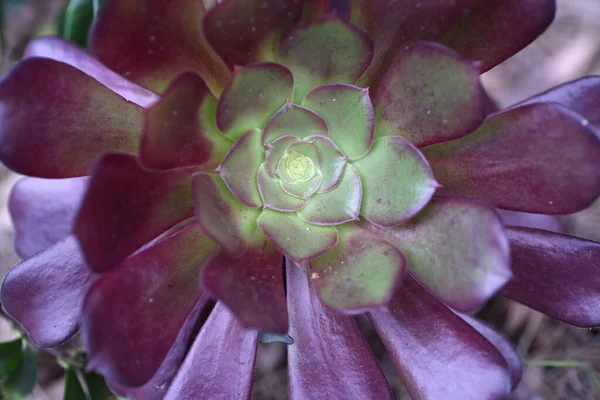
left=91, top=0, right=230, bottom=95
left=262, top=102, right=329, bottom=144
left=498, top=210, right=564, bottom=233
left=517, top=76, right=600, bottom=131
left=310, top=224, right=405, bottom=314
left=219, top=129, right=264, bottom=207
left=24, top=36, right=158, bottom=107
left=257, top=209, right=338, bottom=263
left=349, top=0, right=471, bottom=91
left=363, top=198, right=511, bottom=312
left=441, top=0, right=556, bottom=73
left=373, top=42, right=484, bottom=148
left=501, top=227, right=600, bottom=327
left=82, top=224, right=219, bottom=387
left=258, top=164, right=307, bottom=212
left=108, top=295, right=213, bottom=400
left=280, top=171, right=323, bottom=200
left=0, top=58, right=143, bottom=178
left=286, top=261, right=392, bottom=399
left=298, top=164, right=361, bottom=225
left=204, top=0, right=302, bottom=67
left=265, top=135, right=301, bottom=177
left=141, top=72, right=231, bottom=170
left=193, top=173, right=261, bottom=256
left=302, top=0, right=329, bottom=21
left=202, top=228, right=288, bottom=333
left=368, top=275, right=511, bottom=400
left=303, top=84, right=374, bottom=160
left=9, top=177, right=88, bottom=258
left=423, top=103, right=600, bottom=214
left=277, top=16, right=373, bottom=101
left=459, top=314, right=522, bottom=390
left=310, top=135, right=347, bottom=193
left=74, top=153, right=194, bottom=272
left=163, top=302, right=258, bottom=400
left=1, top=236, right=94, bottom=347
left=353, top=136, right=438, bottom=227
left=217, top=63, right=294, bottom=140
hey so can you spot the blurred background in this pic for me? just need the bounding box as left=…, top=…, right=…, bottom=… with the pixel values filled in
left=0, top=0, right=598, bottom=398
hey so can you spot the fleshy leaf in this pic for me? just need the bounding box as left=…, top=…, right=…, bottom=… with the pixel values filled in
left=277, top=15, right=373, bottom=101
left=363, top=198, right=511, bottom=312
left=1, top=236, right=94, bottom=347
left=309, top=135, right=347, bottom=192
left=163, top=303, right=258, bottom=400
left=280, top=171, right=323, bottom=199
left=517, top=75, right=600, bottom=131
left=298, top=164, right=361, bottom=225
left=203, top=0, right=302, bottom=67
left=353, top=136, right=438, bottom=226
left=441, top=0, right=556, bottom=73
left=91, top=0, right=230, bottom=95
left=219, top=129, right=264, bottom=207
left=310, top=224, right=405, bottom=313
left=349, top=0, right=471, bottom=90
left=423, top=103, right=600, bottom=214
left=24, top=36, right=158, bottom=107
left=74, top=153, right=194, bottom=272
left=258, top=164, right=307, bottom=212
left=286, top=261, right=392, bottom=399
left=265, top=135, right=301, bottom=177
left=217, top=63, right=294, bottom=140
left=202, top=229, right=287, bottom=333
left=303, top=84, right=374, bottom=160
left=262, top=102, right=329, bottom=144
left=302, top=0, right=329, bottom=21
left=141, top=71, right=231, bottom=170
left=9, top=177, right=88, bottom=258
left=287, top=141, right=323, bottom=168
left=373, top=41, right=484, bottom=148
left=498, top=210, right=564, bottom=233
left=0, top=58, right=143, bottom=178
left=501, top=227, right=600, bottom=327
left=368, top=275, right=511, bottom=400
left=257, top=209, right=338, bottom=263
left=83, top=224, right=219, bottom=387
left=192, top=173, right=261, bottom=256
left=459, top=314, right=522, bottom=390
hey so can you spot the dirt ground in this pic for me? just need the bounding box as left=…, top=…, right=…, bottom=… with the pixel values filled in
left=0, top=0, right=598, bottom=399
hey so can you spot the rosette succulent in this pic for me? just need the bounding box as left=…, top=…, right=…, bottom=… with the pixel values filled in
left=1, top=0, right=600, bottom=399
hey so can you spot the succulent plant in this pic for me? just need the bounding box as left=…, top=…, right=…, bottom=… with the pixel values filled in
left=0, top=0, right=599, bottom=399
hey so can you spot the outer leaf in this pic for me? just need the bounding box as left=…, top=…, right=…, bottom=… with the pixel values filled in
left=310, top=224, right=406, bottom=313
left=298, top=164, right=361, bottom=225
left=262, top=102, right=329, bottom=144
left=258, top=164, right=307, bottom=212
left=423, top=103, right=600, bottom=214
left=363, top=198, right=511, bottom=312
left=301, top=0, right=329, bottom=21
left=1, top=344, right=36, bottom=400
left=0, top=340, right=22, bottom=377
left=141, top=71, right=231, bottom=170
left=163, top=303, right=258, bottom=400
left=501, top=227, right=600, bottom=327
left=349, top=0, right=471, bottom=91
left=217, top=63, right=294, bottom=140
left=0, top=236, right=94, bottom=348
left=203, top=0, right=302, bottom=67
left=441, top=0, right=556, bottom=72
left=201, top=229, right=288, bottom=333
left=83, top=372, right=113, bottom=400
left=303, top=84, right=374, bottom=160
left=74, top=153, right=194, bottom=272
left=353, top=136, right=438, bottom=226
left=373, top=41, right=484, bottom=148
left=368, top=275, right=511, bottom=400
left=277, top=15, right=373, bottom=101
left=286, top=262, right=392, bottom=400
left=257, top=209, right=338, bottom=263
left=24, top=36, right=158, bottom=107
left=63, top=369, right=86, bottom=400
left=82, top=224, right=219, bottom=387
left=0, top=58, right=143, bottom=178
left=60, top=0, right=94, bottom=47
left=9, top=177, right=88, bottom=258
left=498, top=210, right=564, bottom=233
left=219, top=129, right=264, bottom=207
left=91, top=0, right=230, bottom=95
